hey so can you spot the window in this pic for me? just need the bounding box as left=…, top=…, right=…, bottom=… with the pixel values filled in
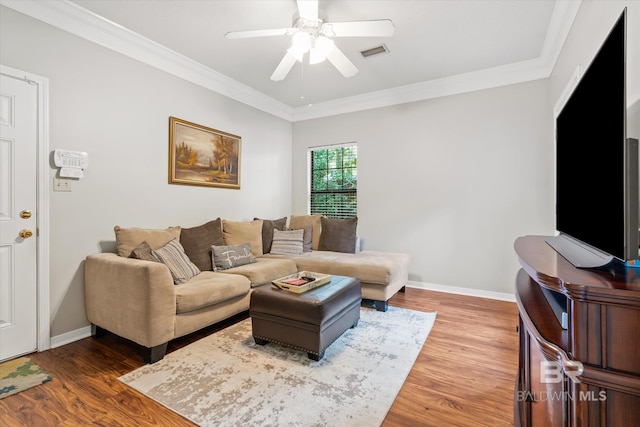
left=309, top=144, right=357, bottom=219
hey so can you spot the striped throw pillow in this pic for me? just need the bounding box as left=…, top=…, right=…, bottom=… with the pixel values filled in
left=270, top=229, right=304, bottom=255
left=152, top=239, right=201, bottom=285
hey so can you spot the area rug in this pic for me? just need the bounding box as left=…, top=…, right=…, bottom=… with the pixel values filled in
left=119, top=306, right=436, bottom=427
left=0, top=357, right=52, bottom=399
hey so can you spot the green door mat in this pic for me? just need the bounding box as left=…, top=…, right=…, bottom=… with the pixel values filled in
left=0, top=357, right=51, bottom=399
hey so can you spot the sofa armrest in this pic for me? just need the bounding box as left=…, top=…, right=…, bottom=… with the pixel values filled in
left=85, top=253, right=176, bottom=348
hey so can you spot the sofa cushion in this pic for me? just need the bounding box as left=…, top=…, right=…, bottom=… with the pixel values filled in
left=289, top=214, right=322, bottom=250
left=180, top=218, right=224, bottom=271
left=255, top=217, right=287, bottom=254
left=175, top=271, right=251, bottom=314
left=114, top=225, right=181, bottom=258
left=270, top=229, right=304, bottom=255
left=318, top=217, right=358, bottom=253
left=218, top=257, right=297, bottom=288
left=128, top=241, right=160, bottom=263
left=222, top=219, right=264, bottom=257
left=211, top=243, right=256, bottom=271
left=152, top=239, right=201, bottom=285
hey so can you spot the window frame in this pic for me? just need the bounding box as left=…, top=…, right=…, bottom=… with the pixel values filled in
left=307, top=142, right=357, bottom=219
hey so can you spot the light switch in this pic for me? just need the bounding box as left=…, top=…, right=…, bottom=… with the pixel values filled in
left=53, top=177, right=72, bottom=192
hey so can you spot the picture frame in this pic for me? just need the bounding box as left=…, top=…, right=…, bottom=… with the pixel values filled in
left=168, top=116, right=241, bottom=189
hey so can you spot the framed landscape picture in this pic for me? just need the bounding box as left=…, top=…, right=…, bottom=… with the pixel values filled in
left=169, top=116, right=241, bottom=189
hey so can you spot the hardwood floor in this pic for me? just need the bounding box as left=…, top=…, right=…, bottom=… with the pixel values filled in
left=0, top=288, right=519, bottom=426
left=384, top=289, right=519, bottom=427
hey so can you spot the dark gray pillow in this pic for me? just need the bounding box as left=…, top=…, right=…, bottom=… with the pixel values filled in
left=128, top=241, right=160, bottom=263
left=255, top=217, right=287, bottom=254
left=211, top=243, right=256, bottom=271
left=180, top=218, right=224, bottom=271
left=290, top=225, right=313, bottom=252
left=318, top=217, right=358, bottom=254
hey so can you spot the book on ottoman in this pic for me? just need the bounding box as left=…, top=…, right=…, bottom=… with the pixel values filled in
left=271, top=271, right=331, bottom=293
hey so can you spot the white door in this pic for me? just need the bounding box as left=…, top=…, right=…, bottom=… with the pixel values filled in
left=0, top=74, right=38, bottom=361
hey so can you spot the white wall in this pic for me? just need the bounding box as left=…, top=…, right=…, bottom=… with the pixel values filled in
left=0, top=7, right=292, bottom=337
left=293, top=80, right=554, bottom=294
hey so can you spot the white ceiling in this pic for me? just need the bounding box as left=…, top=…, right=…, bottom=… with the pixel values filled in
left=4, top=0, right=580, bottom=120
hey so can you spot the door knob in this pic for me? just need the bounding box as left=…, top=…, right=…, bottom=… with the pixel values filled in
left=20, top=210, right=32, bottom=219
left=19, top=229, right=33, bottom=239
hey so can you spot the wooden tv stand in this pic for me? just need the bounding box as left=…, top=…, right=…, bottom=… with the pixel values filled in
left=514, top=236, right=640, bottom=426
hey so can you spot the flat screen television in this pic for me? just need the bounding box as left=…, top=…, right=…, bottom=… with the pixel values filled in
left=547, top=9, right=639, bottom=268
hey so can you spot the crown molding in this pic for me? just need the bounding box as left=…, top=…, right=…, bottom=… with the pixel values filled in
left=293, top=0, right=582, bottom=121
left=539, top=0, right=582, bottom=70
left=0, top=0, right=293, bottom=121
left=1, top=0, right=581, bottom=123
left=292, top=57, right=552, bottom=121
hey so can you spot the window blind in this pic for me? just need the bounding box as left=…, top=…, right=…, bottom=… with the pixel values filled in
left=309, top=145, right=357, bottom=219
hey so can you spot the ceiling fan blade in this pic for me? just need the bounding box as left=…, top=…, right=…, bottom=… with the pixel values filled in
left=296, top=0, right=318, bottom=22
left=323, top=19, right=395, bottom=37
left=225, top=28, right=295, bottom=39
left=271, top=51, right=298, bottom=81
left=326, top=45, right=358, bottom=78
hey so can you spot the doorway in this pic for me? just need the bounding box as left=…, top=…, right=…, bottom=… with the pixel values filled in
left=0, top=65, right=50, bottom=361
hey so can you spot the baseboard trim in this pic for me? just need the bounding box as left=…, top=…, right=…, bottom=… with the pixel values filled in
left=407, top=281, right=516, bottom=302
left=50, top=326, right=92, bottom=349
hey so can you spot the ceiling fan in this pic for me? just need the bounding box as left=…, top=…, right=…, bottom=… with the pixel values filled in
left=225, top=0, right=394, bottom=81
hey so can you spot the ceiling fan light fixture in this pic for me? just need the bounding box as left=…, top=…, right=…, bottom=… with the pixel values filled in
left=309, top=49, right=325, bottom=64
left=309, top=36, right=335, bottom=64
left=287, top=47, right=304, bottom=63
left=227, top=0, right=394, bottom=81
left=290, top=31, right=311, bottom=61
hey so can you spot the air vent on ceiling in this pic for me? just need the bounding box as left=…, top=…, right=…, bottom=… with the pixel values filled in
left=360, top=44, right=390, bottom=58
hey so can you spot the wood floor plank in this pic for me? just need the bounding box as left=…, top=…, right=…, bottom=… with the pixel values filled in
left=0, top=288, right=518, bottom=426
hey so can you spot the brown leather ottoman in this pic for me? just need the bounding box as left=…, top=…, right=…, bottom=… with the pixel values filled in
left=250, top=275, right=361, bottom=361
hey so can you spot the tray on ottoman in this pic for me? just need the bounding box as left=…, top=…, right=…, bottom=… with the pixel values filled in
left=271, top=271, right=331, bottom=293
left=250, top=275, right=361, bottom=361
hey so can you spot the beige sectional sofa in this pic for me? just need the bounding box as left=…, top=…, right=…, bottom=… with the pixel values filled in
left=84, top=215, right=409, bottom=363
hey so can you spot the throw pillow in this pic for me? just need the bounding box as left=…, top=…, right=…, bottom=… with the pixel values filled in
left=128, top=241, right=160, bottom=263
left=180, top=218, right=224, bottom=271
left=290, top=225, right=313, bottom=252
left=211, top=243, right=256, bottom=271
left=255, top=217, right=287, bottom=254
left=318, top=217, right=358, bottom=253
left=270, top=229, right=304, bottom=255
left=114, top=225, right=181, bottom=258
left=289, top=214, right=322, bottom=251
left=152, top=239, right=201, bottom=285
left=222, top=219, right=263, bottom=258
